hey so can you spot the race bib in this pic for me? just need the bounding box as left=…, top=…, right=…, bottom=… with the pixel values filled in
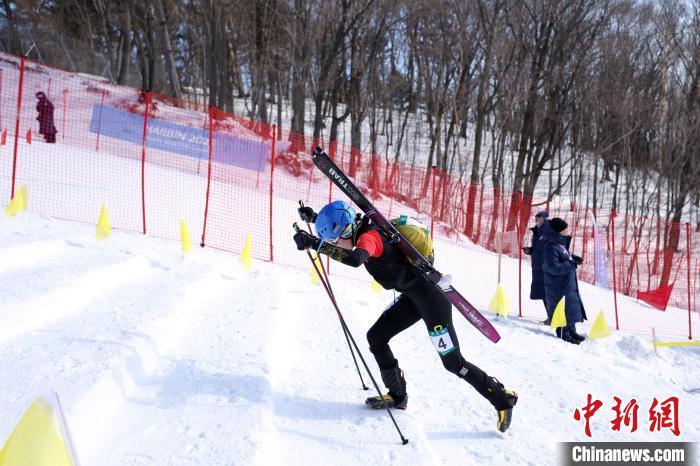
left=429, top=325, right=455, bottom=356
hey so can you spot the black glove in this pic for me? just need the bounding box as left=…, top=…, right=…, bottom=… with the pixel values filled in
left=313, top=146, right=324, bottom=157
left=298, top=206, right=317, bottom=223
left=522, top=247, right=532, bottom=255
left=293, top=230, right=320, bottom=250
left=572, top=254, right=583, bottom=265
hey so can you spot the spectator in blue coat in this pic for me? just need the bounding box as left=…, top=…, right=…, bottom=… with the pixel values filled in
left=540, top=218, right=587, bottom=345
left=523, top=211, right=549, bottom=324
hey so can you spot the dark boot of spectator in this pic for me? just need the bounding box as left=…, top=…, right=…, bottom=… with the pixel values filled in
left=569, top=325, right=586, bottom=342
left=561, top=326, right=581, bottom=345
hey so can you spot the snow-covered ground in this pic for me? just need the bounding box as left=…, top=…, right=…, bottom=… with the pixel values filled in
left=1, top=213, right=699, bottom=466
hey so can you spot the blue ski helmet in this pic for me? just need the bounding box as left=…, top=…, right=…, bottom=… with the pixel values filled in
left=315, top=200, right=357, bottom=242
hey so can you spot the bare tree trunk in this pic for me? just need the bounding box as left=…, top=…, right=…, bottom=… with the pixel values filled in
left=57, top=33, right=78, bottom=72
left=290, top=0, right=310, bottom=149
left=204, top=2, right=218, bottom=108
left=348, top=27, right=364, bottom=177
left=250, top=0, right=271, bottom=124
left=133, top=6, right=157, bottom=91
left=116, top=0, right=132, bottom=85
left=227, top=30, right=245, bottom=98
left=151, top=0, right=181, bottom=98
left=1, top=0, right=19, bottom=54
left=466, top=0, right=500, bottom=236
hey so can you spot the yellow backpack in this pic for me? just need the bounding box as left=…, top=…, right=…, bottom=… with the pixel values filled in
left=390, top=215, right=434, bottom=264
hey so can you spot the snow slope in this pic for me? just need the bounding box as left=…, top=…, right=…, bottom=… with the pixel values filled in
left=1, top=213, right=699, bottom=466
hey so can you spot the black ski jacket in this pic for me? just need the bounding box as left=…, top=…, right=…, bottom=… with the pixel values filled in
left=355, top=218, right=418, bottom=291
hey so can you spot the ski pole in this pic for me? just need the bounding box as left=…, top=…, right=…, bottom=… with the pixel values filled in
left=294, top=223, right=409, bottom=445
left=295, top=212, right=368, bottom=391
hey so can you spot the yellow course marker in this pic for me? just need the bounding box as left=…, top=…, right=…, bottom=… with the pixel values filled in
left=652, top=327, right=700, bottom=356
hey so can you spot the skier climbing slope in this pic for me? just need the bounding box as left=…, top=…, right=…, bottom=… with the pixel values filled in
left=294, top=195, right=518, bottom=432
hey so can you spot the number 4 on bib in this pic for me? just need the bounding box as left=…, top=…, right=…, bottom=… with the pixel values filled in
left=429, top=325, right=455, bottom=355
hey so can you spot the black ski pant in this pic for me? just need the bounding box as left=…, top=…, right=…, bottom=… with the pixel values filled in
left=366, top=276, right=510, bottom=409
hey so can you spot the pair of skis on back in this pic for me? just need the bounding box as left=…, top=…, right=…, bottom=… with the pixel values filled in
left=311, top=147, right=501, bottom=344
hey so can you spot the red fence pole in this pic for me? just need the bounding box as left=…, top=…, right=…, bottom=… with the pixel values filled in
left=62, top=89, right=67, bottom=141
left=10, top=55, right=25, bottom=200
left=326, top=141, right=336, bottom=275
left=328, top=140, right=336, bottom=204
left=140, top=92, right=152, bottom=235
left=582, top=209, right=590, bottom=282
left=687, top=223, right=692, bottom=339
left=430, top=166, right=437, bottom=239
left=518, top=192, right=523, bottom=318
left=200, top=107, right=214, bottom=247
left=440, top=171, right=448, bottom=221
left=611, top=208, right=620, bottom=330
left=95, top=91, right=105, bottom=151
left=475, top=182, right=485, bottom=243
left=0, top=68, right=3, bottom=130
left=269, top=125, right=276, bottom=262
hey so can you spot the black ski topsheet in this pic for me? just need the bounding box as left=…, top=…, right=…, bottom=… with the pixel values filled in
left=311, top=149, right=437, bottom=279
left=312, top=148, right=501, bottom=343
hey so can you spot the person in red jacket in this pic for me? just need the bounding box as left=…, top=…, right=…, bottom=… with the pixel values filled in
left=35, top=91, right=57, bottom=143
left=293, top=200, right=518, bottom=432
